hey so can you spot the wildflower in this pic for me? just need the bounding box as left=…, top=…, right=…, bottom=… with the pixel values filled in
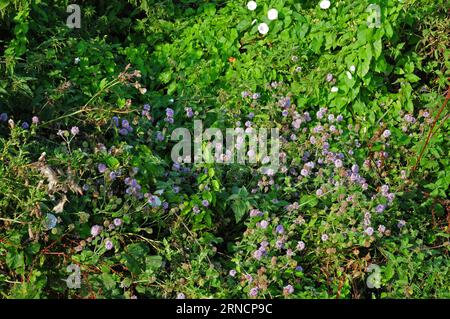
left=375, top=204, right=386, bottom=213
left=296, top=241, right=305, bottom=251
left=70, top=126, right=79, bottom=136
left=319, top=0, right=331, bottom=9
left=109, top=171, right=117, bottom=181
left=316, top=189, right=323, bottom=196
left=185, top=107, right=194, bottom=118
left=300, top=169, right=309, bottom=177
left=202, top=200, right=210, bottom=207
left=336, top=115, right=343, bottom=122
left=267, top=8, right=278, bottom=20
left=331, top=86, right=339, bottom=93
left=382, top=129, right=391, bottom=138
left=0, top=113, right=7, bottom=122
left=98, top=163, right=107, bottom=173
left=113, top=218, right=122, bottom=227
left=295, top=265, right=304, bottom=272
left=252, top=93, right=261, bottom=99
left=350, top=65, right=356, bottom=73
left=156, top=131, right=165, bottom=142
left=378, top=225, right=386, bottom=234
left=249, top=209, right=262, bottom=217
left=119, top=128, right=128, bottom=135
left=74, top=57, right=80, bottom=64
left=276, top=224, right=284, bottom=234
left=22, top=122, right=29, bottom=129
left=90, top=225, right=102, bottom=237
left=321, top=234, right=329, bottom=241
left=365, top=227, right=374, bottom=236
left=260, top=220, right=269, bottom=229
left=249, top=287, right=258, bottom=297
left=32, top=116, right=39, bottom=124
left=229, top=269, right=237, bottom=277
left=121, top=119, right=130, bottom=129
left=105, top=239, right=114, bottom=250
left=328, top=114, right=335, bottom=122
left=253, top=249, right=263, bottom=260
left=112, top=116, right=119, bottom=127
left=258, top=23, right=269, bottom=35
left=283, top=284, right=294, bottom=295
left=245, top=274, right=253, bottom=282
left=241, top=91, right=251, bottom=98
left=192, top=206, right=200, bottom=214
left=247, top=1, right=257, bottom=11
left=334, top=159, right=343, bottom=168
left=326, top=73, right=333, bottom=82
left=166, top=108, right=174, bottom=117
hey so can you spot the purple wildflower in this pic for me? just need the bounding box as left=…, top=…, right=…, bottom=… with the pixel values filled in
left=284, top=284, right=294, bottom=295
left=276, top=224, right=284, bottom=234
left=113, top=218, right=122, bottom=227
left=90, top=225, right=102, bottom=237
left=98, top=163, right=107, bottom=173
left=249, top=287, right=258, bottom=297
left=70, top=126, right=79, bottom=136
left=105, top=239, right=114, bottom=250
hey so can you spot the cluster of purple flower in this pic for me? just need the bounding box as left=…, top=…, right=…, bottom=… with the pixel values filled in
left=142, top=104, right=151, bottom=117
left=113, top=117, right=134, bottom=136
left=125, top=177, right=143, bottom=199
left=253, top=241, right=269, bottom=260
left=165, top=108, right=174, bottom=124
left=241, top=91, right=260, bottom=100
left=249, top=209, right=263, bottom=217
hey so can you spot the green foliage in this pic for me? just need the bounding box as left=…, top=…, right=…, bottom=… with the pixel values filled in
left=0, top=0, right=449, bottom=299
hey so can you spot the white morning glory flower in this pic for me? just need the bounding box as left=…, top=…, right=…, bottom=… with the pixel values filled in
left=350, top=65, right=356, bottom=73
left=258, top=22, right=269, bottom=35
left=331, top=86, right=339, bottom=92
left=319, top=0, right=331, bottom=9
left=247, top=1, right=257, bottom=11
left=74, top=57, right=80, bottom=64
left=267, top=8, right=278, bottom=20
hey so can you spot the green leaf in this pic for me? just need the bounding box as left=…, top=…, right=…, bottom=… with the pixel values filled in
left=105, top=156, right=120, bottom=170
left=231, top=200, right=248, bottom=223
left=146, top=256, right=163, bottom=270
